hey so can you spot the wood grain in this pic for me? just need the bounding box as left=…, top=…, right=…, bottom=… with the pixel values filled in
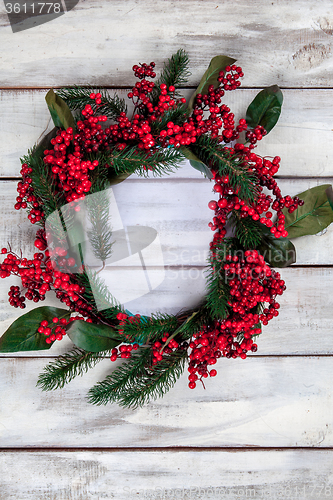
left=0, top=356, right=332, bottom=447
left=1, top=89, right=333, bottom=177
left=1, top=449, right=333, bottom=500
left=1, top=0, right=333, bottom=88
left=1, top=174, right=332, bottom=267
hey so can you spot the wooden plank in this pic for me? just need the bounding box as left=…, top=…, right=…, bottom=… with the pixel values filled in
left=0, top=266, right=332, bottom=355
left=1, top=176, right=332, bottom=266
left=1, top=0, right=333, bottom=87
left=0, top=356, right=332, bottom=447
left=1, top=449, right=333, bottom=500
left=1, top=88, right=333, bottom=177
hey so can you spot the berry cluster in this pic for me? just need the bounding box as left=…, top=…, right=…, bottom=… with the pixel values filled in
left=15, top=162, right=44, bottom=224
left=208, top=146, right=304, bottom=241
left=187, top=250, right=285, bottom=388
left=38, top=316, right=68, bottom=344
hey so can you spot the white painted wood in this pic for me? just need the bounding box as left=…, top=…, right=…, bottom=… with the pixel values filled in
left=0, top=267, right=332, bottom=355
left=1, top=0, right=333, bottom=88
left=0, top=356, right=332, bottom=447
left=1, top=175, right=332, bottom=268
left=1, top=89, right=333, bottom=177
left=1, top=450, right=333, bottom=500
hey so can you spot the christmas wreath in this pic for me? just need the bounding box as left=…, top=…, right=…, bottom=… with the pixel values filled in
left=1, top=50, right=333, bottom=408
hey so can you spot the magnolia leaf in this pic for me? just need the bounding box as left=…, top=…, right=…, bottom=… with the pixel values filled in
left=283, top=184, right=333, bottom=239
left=45, top=89, right=76, bottom=132
left=107, top=170, right=131, bottom=185
left=246, top=85, right=283, bottom=134
left=258, top=228, right=296, bottom=268
left=180, top=146, right=212, bottom=178
left=326, top=185, right=333, bottom=211
left=0, top=307, right=70, bottom=352
left=67, top=320, right=120, bottom=353
left=188, top=55, right=236, bottom=112
left=32, top=127, right=58, bottom=160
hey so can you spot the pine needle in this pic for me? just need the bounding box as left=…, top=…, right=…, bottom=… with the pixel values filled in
left=57, top=87, right=127, bottom=120
left=37, top=348, right=110, bottom=391
left=192, top=135, right=259, bottom=204
left=88, top=347, right=187, bottom=408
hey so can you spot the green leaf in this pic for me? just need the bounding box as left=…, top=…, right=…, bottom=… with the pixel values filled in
left=33, top=127, right=58, bottom=160
left=45, top=89, right=76, bottom=132
left=326, top=185, right=333, bottom=211
left=283, top=184, right=333, bottom=239
left=67, top=320, right=120, bottom=353
left=246, top=85, right=283, bottom=134
left=188, top=55, right=236, bottom=112
left=0, top=307, right=70, bottom=352
left=258, top=226, right=296, bottom=268
left=180, top=146, right=213, bottom=178
left=107, top=170, right=131, bottom=185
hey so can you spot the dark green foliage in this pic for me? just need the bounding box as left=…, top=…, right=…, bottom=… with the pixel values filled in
left=246, top=85, right=283, bottom=135
left=152, top=49, right=191, bottom=102
left=151, top=102, right=189, bottom=133
left=118, top=313, right=179, bottom=344
left=232, top=213, right=264, bottom=249
left=74, top=268, right=122, bottom=322
left=104, top=145, right=184, bottom=177
left=88, top=346, right=187, bottom=408
left=36, top=348, right=110, bottom=390
left=22, top=151, right=63, bottom=219
left=86, top=183, right=113, bottom=263
left=205, top=260, right=230, bottom=320
left=0, top=307, right=70, bottom=353
left=192, top=135, right=259, bottom=204
left=57, top=87, right=127, bottom=120
left=45, top=89, right=76, bottom=131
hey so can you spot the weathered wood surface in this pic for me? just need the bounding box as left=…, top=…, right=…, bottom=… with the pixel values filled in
left=1, top=449, right=333, bottom=500
left=1, top=174, right=333, bottom=265
left=1, top=0, right=333, bottom=496
left=1, top=0, right=333, bottom=88
left=0, top=356, right=332, bottom=448
left=0, top=267, right=332, bottom=355
left=1, top=88, right=333, bottom=178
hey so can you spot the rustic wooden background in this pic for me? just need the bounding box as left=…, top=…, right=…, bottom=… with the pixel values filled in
left=1, top=0, right=333, bottom=498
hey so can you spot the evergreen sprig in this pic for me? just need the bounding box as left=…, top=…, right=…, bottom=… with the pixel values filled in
left=22, top=151, right=63, bottom=219
left=152, top=49, right=191, bottom=101
left=192, top=135, right=259, bottom=204
left=86, top=182, right=113, bottom=263
left=118, top=313, right=179, bottom=344
left=57, top=87, right=127, bottom=120
left=36, top=348, right=110, bottom=391
left=88, top=346, right=187, bottom=408
left=103, top=145, right=184, bottom=177
left=75, top=268, right=122, bottom=322
left=232, top=213, right=264, bottom=248
left=205, top=261, right=230, bottom=320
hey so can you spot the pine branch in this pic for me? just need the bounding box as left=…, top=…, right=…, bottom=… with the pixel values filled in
left=119, top=313, right=179, bottom=344
left=232, top=213, right=264, bottom=248
left=88, top=346, right=152, bottom=406
left=75, top=267, right=122, bottom=322
left=56, top=87, right=127, bottom=120
left=36, top=348, right=110, bottom=391
left=22, top=152, right=63, bottom=219
left=86, top=182, right=113, bottom=263
left=151, top=102, right=189, bottom=135
left=192, top=135, right=259, bottom=204
left=205, top=245, right=230, bottom=319
left=88, top=346, right=187, bottom=408
left=152, top=49, right=191, bottom=102
left=104, top=145, right=184, bottom=177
